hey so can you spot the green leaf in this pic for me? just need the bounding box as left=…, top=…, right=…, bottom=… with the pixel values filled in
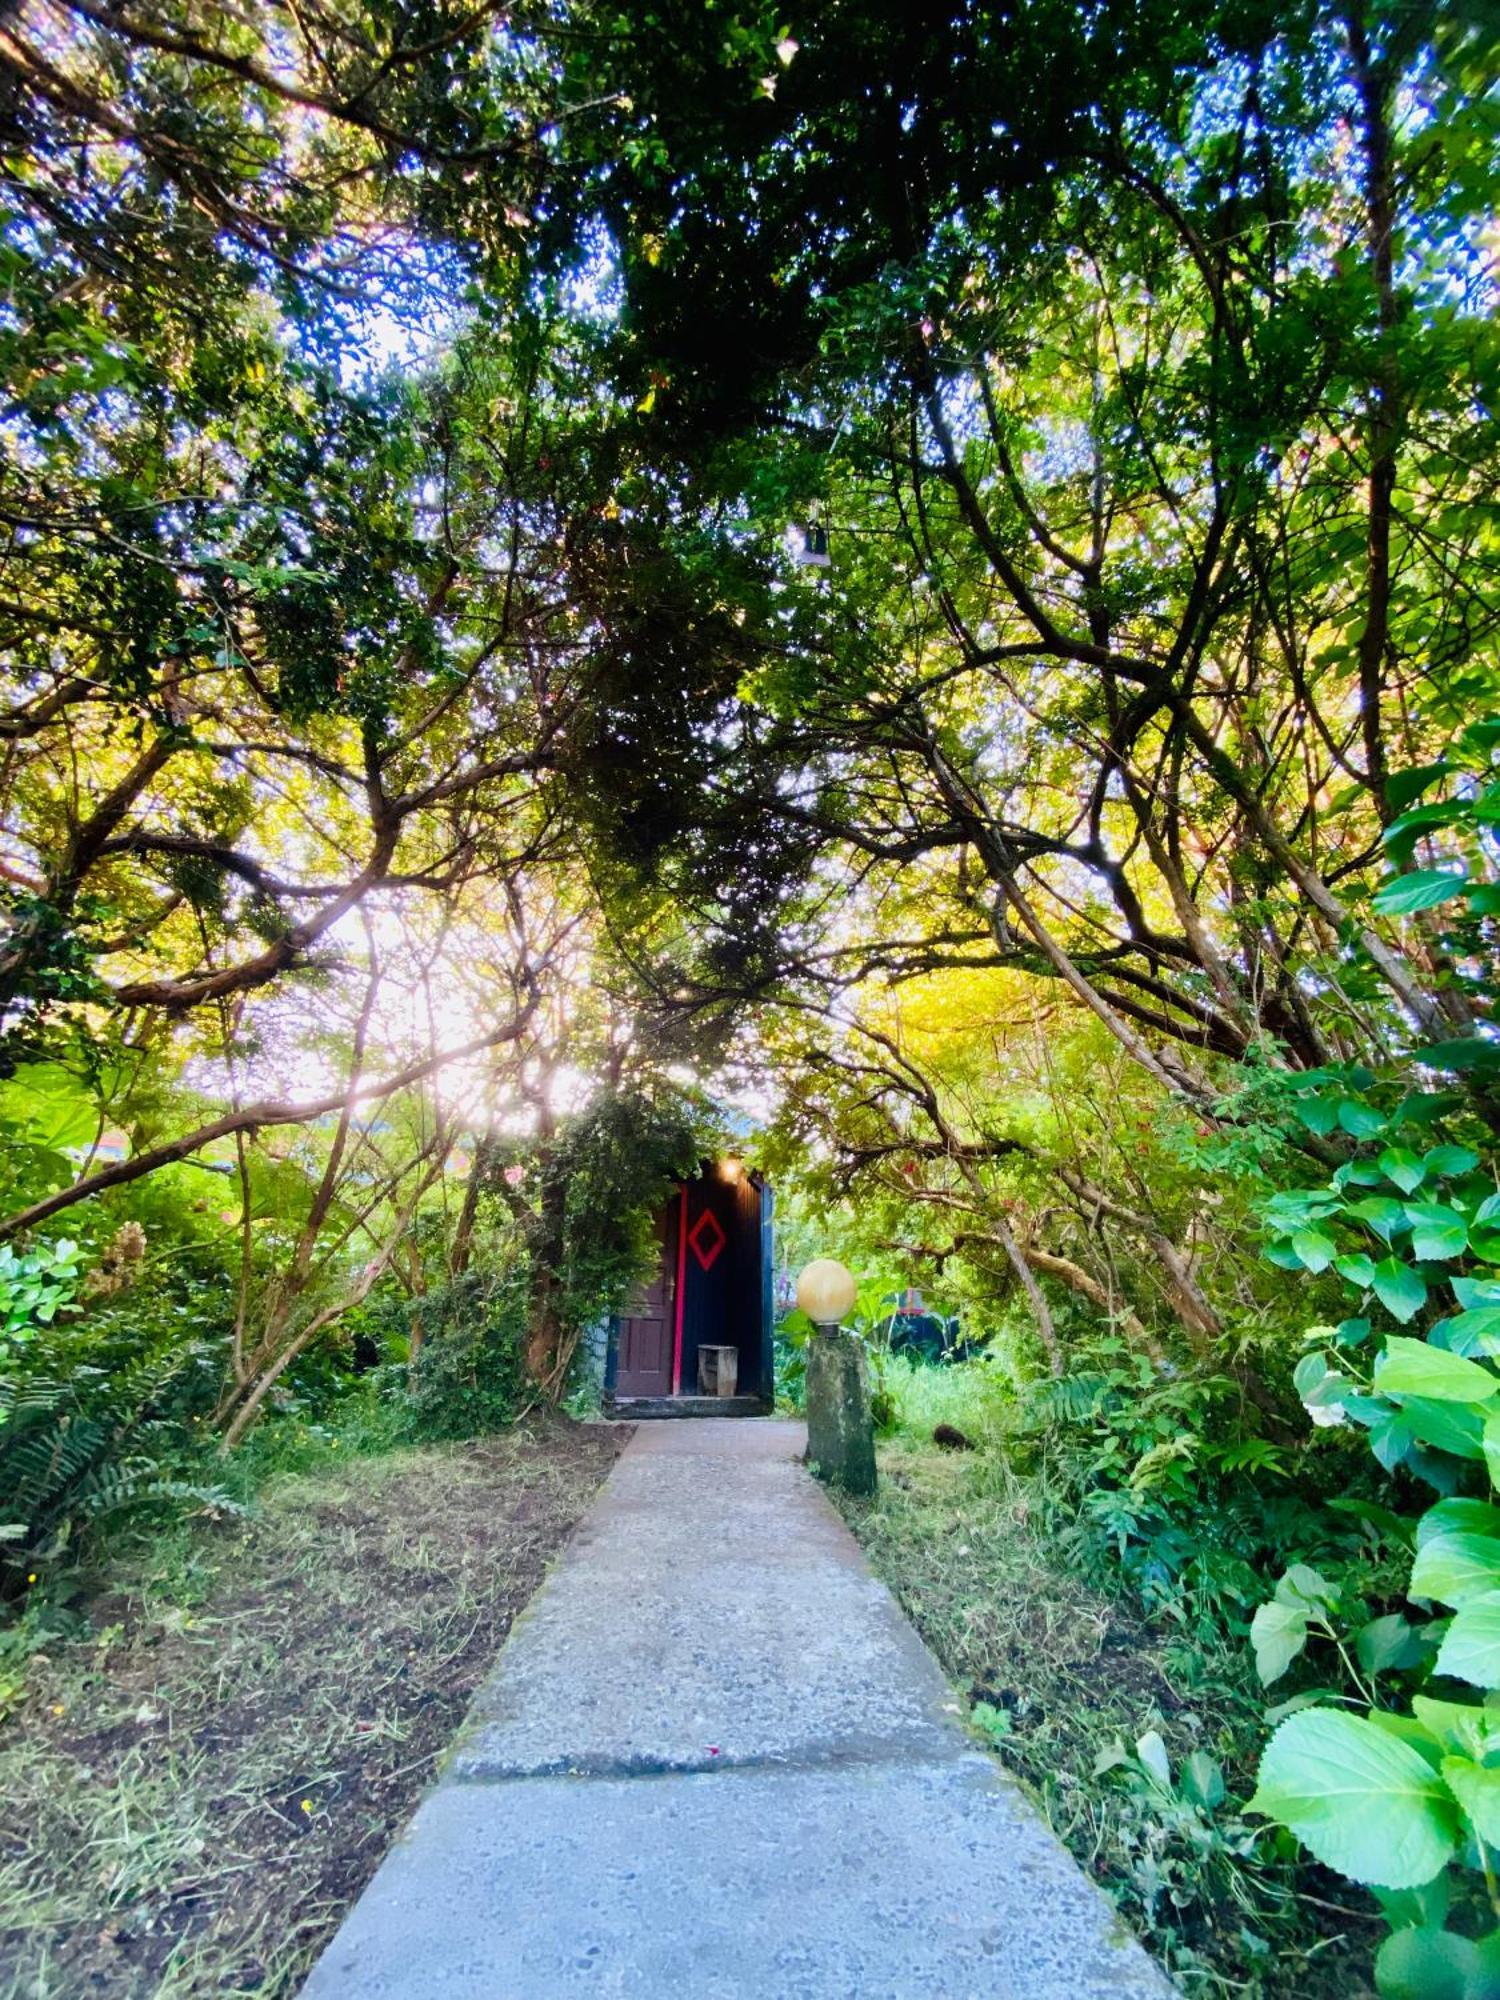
left=1335, top=1254, right=1377, bottom=1288
left=1181, top=1749, right=1225, bottom=1810
left=1372, top=1262, right=1430, bottom=1323
left=1475, top=1197, right=1500, bottom=1266
left=1419, top=1500, right=1500, bottom=1547
left=1443, top=1308, right=1500, bottom=1356
left=1386, top=763, right=1451, bottom=814
left=1352, top=1197, right=1414, bottom=1242
left=1292, top=1228, right=1338, bottom=1273
left=1293, top=1096, right=1340, bottom=1136
left=1380, top=1149, right=1428, bottom=1195
left=1277, top=1563, right=1339, bottom=1612
left=1485, top=1413, right=1500, bottom=1492
left=1367, top=1402, right=1420, bottom=1471
left=1374, top=1926, right=1474, bottom=2000
left=1410, top=1532, right=1500, bottom=1608
left=1442, top=1754, right=1500, bottom=1843
left=1419, top=1039, right=1500, bottom=1075
left=1400, top=1397, right=1487, bottom=1461
left=1249, top=1709, right=1459, bottom=1888
left=1467, top=883, right=1500, bottom=917
left=1427, top=1146, right=1482, bottom=1180
left=1405, top=1204, right=1469, bottom=1262
left=1413, top=1697, right=1500, bottom=1762
left=1435, top=1596, right=1500, bottom=1690
left=1338, top=1099, right=1387, bottom=1140
left=1374, top=869, right=1468, bottom=916
left=1357, top=1613, right=1426, bottom=1674
left=1251, top=1598, right=1311, bottom=1685
left=1294, top=1353, right=1348, bottom=1407
left=1373, top=1869, right=1451, bottom=1933
left=1135, top=1728, right=1171, bottom=1788
left=1376, top=1337, right=1496, bottom=1406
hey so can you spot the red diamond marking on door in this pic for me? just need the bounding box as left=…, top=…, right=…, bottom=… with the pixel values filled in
left=688, top=1209, right=727, bottom=1272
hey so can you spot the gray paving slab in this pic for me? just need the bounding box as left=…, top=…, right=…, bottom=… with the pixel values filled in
left=301, top=1417, right=1175, bottom=1999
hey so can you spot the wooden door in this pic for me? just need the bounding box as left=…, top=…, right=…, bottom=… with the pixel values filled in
left=614, top=1204, right=675, bottom=1397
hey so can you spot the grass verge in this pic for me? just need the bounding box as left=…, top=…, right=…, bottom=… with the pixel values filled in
left=0, top=1417, right=622, bottom=1999
left=834, top=1371, right=1380, bottom=2000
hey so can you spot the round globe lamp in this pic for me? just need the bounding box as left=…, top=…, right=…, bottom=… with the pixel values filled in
left=796, top=1257, right=875, bottom=1497
left=796, top=1257, right=857, bottom=1330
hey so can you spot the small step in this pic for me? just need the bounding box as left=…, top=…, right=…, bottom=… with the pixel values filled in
left=607, top=1395, right=771, bottom=1420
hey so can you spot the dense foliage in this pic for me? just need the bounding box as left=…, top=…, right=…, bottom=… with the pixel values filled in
left=1, top=2, right=1498, bottom=1990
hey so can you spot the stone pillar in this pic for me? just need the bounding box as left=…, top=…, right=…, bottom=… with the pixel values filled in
left=805, top=1327, right=877, bottom=1496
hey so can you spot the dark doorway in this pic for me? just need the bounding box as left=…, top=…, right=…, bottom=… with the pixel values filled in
left=607, top=1164, right=774, bottom=1412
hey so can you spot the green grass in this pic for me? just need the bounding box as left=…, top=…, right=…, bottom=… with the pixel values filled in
left=835, top=1359, right=1379, bottom=1999
left=0, top=1419, right=620, bottom=2000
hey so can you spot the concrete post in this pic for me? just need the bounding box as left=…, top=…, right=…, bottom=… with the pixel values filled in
left=805, top=1326, right=877, bottom=1496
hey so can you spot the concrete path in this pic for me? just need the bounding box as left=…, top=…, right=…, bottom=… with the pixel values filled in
left=301, top=1421, right=1174, bottom=2000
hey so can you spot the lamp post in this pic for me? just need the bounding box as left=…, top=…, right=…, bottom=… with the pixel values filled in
left=796, top=1258, right=876, bottom=1496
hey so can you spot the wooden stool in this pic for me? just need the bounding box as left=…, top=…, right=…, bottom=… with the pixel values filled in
left=697, top=1345, right=739, bottom=1397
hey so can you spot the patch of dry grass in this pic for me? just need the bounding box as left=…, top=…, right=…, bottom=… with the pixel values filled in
left=0, top=1420, right=622, bottom=2000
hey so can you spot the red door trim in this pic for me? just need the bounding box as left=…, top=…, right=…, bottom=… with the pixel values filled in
left=671, top=1182, right=688, bottom=1394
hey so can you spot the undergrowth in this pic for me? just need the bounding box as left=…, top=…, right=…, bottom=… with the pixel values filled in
left=0, top=1420, right=621, bottom=1999
left=835, top=1356, right=1382, bottom=1999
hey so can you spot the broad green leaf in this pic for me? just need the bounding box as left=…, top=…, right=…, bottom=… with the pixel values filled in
left=1356, top=1613, right=1426, bottom=1674
left=1335, top=1254, right=1377, bottom=1288
left=1374, top=1261, right=1429, bottom=1323
left=1486, top=1412, right=1500, bottom=1492
left=1441, top=1754, right=1500, bottom=1842
left=1293, top=1096, right=1340, bottom=1136
left=1379, top=1148, right=1428, bottom=1195
left=1251, top=1598, right=1310, bottom=1685
left=1419, top=1500, right=1500, bottom=1546
left=1427, top=1146, right=1481, bottom=1180
left=1362, top=1402, right=1419, bottom=1472
left=1376, top=1338, right=1496, bottom=1402
left=1405, top=1204, right=1469, bottom=1262
left=1400, top=1396, right=1487, bottom=1461
left=1372, top=1869, right=1450, bottom=1932
left=1385, top=762, right=1451, bottom=814
left=1442, top=1308, right=1500, bottom=1356
left=1134, top=1729, right=1171, bottom=1787
left=1373, top=1926, right=1475, bottom=2000
left=1419, top=1038, right=1500, bottom=1075
left=1413, top=1695, right=1500, bottom=1760
left=1352, top=1197, right=1414, bottom=1242
left=1456, top=1279, right=1500, bottom=1310
left=1337, top=1099, right=1386, bottom=1140
left=1410, top=1532, right=1500, bottom=1607
left=1435, top=1596, right=1500, bottom=1690
left=1292, top=1228, right=1337, bottom=1273
left=1293, top=1354, right=1348, bottom=1408
left=1248, top=1709, right=1459, bottom=1888
left=1373, top=869, right=1468, bottom=916
left=1475, top=1195, right=1500, bottom=1265
left=1276, top=1563, right=1338, bottom=1611
left=1181, top=1749, right=1225, bottom=1810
